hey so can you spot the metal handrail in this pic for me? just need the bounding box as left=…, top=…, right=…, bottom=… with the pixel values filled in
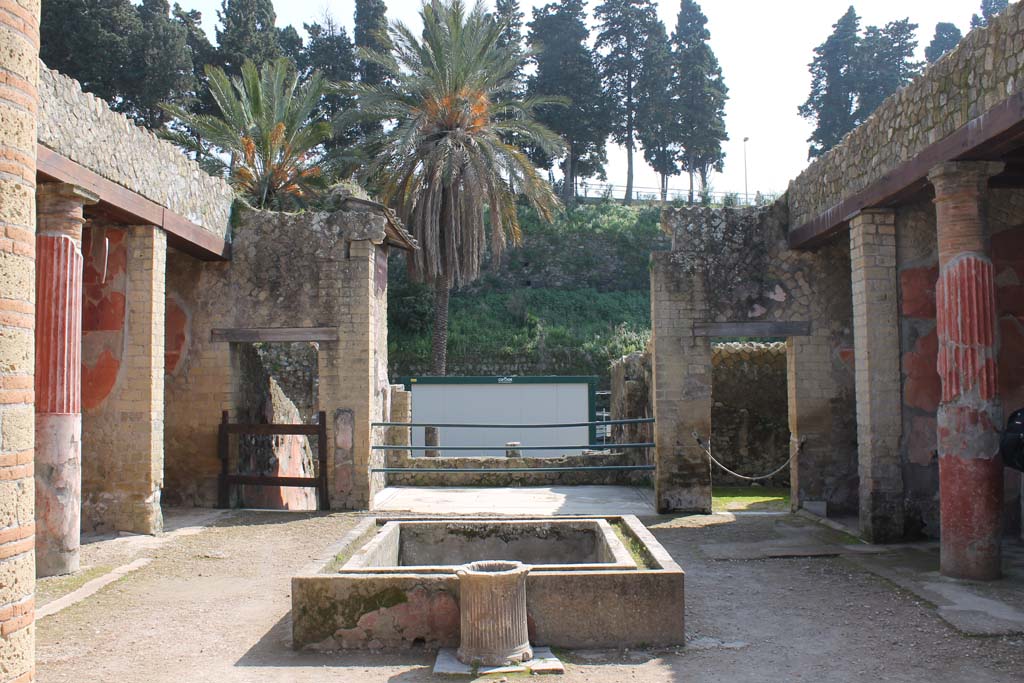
left=372, top=443, right=654, bottom=452
left=371, top=418, right=655, bottom=429
left=371, top=465, right=655, bottom=474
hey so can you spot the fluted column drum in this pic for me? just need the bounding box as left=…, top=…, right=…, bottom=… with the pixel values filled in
left=455, top=560, right=532, bottom=666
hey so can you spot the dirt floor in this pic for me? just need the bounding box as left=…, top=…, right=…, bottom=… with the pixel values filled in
left=35, top=507, right=1024, bottom=683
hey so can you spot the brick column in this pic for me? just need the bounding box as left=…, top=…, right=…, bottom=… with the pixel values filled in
left=928, top=161, right=1005, bottom=580
left=650, top=254, right=712, bottom=513
left=1, top=0, right=40, bottom=679
left=849, top=209, right=904, bottom=542
left=33, top=184, right=97, bottom=577
left=120, top=227, right=166, bottom=533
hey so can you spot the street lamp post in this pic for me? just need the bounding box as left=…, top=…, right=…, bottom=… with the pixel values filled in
left=743, top=137, right=750, bottom=205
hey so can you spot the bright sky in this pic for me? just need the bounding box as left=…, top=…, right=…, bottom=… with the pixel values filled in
left=182, top=0, right=987, bottom=197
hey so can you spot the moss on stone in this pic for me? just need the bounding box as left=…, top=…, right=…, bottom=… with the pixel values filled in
left=337, top=587, right=409, bottom=629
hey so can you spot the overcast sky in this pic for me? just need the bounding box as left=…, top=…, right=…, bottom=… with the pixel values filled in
left=182, top=0, right=988, bottom=198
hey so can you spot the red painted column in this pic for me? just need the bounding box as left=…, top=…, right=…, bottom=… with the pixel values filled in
left=928, top=161, right=1005, bottom=580
left=34, top=183, right=98, bottom=577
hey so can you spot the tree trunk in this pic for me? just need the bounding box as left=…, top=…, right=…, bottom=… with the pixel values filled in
left=431, top=274, right=450, bottom=375
left=624, top=138, right=634, bottom=205
left=661, top=173, right=668, bottom=202
left=688, top=170, right=694, bottom=205
left=562, top=143, right=576, bottom=205
left=426, top=274, right=450, bottom=457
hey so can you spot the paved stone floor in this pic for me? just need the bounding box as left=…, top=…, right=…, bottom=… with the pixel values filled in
left=372, top=485, right=657, bottom=515
left=34, top=506, right=1024, bottom=682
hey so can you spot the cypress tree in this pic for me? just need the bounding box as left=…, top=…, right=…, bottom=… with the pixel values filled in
left=971, top=0, right=1009, bottom=29
left=925, top=22, right=963, bottom=63
left=127, top=0, right=194, bottom=129
left=301, top=14, right=359, bottom=158
left=670, top=0, right=727, bottom=203
left=215, top=0, right=281, bottom=75
left=854, top=19, right=921, bottom=121
left=594, top=0, right=659, bottom=204
left=494, top=0, right=525, bottom=86
left=798, top=6, right=861, bottom=159
left=40, top=0, right=142, bottom=107
left=354, top=0, right=392, bottom=87
left=528, top=0, right=611, bottom=203
left=636, top=19, right=679, bottom=201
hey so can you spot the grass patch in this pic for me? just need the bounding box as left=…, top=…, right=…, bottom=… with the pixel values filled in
left=712, top=486, right=790, bottom=512
left=36, top=563, right=114, bottom=606
left=610, top=520, right=657, bottom=569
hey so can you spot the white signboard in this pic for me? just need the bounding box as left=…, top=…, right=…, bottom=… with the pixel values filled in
left=407, top=377, right=596, bottom=458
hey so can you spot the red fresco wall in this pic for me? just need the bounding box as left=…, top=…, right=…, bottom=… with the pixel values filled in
left=81, top=226, right=126, bottom=409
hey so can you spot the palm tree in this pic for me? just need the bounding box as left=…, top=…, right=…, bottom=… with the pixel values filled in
left=351, top=0, right=564, bottom=374
left=162, top=58, right=334, bottom=210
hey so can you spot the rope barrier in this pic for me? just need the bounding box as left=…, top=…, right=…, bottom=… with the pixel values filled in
left=691, top=431, right=802, bottom=482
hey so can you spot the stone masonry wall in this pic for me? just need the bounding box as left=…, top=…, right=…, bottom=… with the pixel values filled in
left=164, top=201, right=395, bottom=510
left=0, top=1, right=39, bottom=679
left=653, top=204, right=856, bottom=514
left=711, top=343, right=790, bottom=488
left=36, top=67, right=234, bottom=237
left=897, top=191, right=1024, bottom=537
left=611, top=344, right=790, bottom=489
left=788, top=3, right=1024, bottom=228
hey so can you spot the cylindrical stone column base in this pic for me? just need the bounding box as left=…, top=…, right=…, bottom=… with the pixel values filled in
left=456, top=560, right=532, bottom=667
left=35, top=413, right=82, bottom=577
left=939, top=446, right=1003, bottom=581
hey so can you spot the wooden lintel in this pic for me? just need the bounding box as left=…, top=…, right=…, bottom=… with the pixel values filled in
left=693, top=321, right=811, bottom=338
left=210, top=327, right=339, bottom=343
left=789, top=89, right=1024, bottom=249
left=36, top=144, right=230, bottom=261
left=223, top=475, right=321, bottom=488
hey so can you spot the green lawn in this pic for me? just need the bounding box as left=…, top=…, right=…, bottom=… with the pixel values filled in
left=712, top=486, right=790, bottom=512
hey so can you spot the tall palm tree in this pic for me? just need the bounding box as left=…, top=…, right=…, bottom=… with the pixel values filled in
left=351, top=0, right=564, bottom=374
left=162, top=58, right=334, bottom=210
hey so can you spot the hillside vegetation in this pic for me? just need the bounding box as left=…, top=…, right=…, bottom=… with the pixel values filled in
left=388, top=203, right=668, bottom=385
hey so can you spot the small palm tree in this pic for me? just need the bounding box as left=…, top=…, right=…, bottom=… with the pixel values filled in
left=352, top=0, right=564, bottom=374
left=162, top=58, right=333, bottom=210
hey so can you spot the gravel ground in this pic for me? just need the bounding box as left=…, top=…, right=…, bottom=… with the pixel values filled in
left=35, top=508, right=1024, bottom=682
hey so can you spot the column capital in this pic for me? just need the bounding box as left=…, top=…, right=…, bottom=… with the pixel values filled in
left=37, top=182, right=99, bottom=242
left=927, top=160, right=1005, bottom=196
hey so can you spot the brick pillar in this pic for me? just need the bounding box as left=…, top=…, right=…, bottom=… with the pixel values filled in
left=0, top=0, right=40, bottom=679
left=650, top=254, right=712, bottom=513
left=120, top=227, right=166, bottom=533
left=33, top=184, right=97, bottom=577
left=928, top=161, right=1005, bottom=580
left=849, top=209, right=904, bottom=542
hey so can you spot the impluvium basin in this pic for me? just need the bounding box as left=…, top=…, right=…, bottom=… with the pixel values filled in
left=291, top=515, right=684, bottom=651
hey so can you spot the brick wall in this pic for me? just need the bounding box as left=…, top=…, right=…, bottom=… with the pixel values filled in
left=79, top=224, right=165, bottom=534
left=0, top=0, right=39, bottom=680
left=164, top=203, right=395, bottom=510
left=654, top=204, right=856, bottom=514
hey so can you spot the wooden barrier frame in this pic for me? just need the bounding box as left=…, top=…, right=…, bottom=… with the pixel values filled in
left=217, top=410, right=329, bottom=510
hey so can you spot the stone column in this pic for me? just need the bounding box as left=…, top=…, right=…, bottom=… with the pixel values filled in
left=849, top=209, right=904, bottom=542
left=1, top=0, right=41, bottom=674
left=928, top=161, right=1005, bottom=580
left=33, top=184, right=97, bottom=577
left=650, top=254, right=712, bottom=513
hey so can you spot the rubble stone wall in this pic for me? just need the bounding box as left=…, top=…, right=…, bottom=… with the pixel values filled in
left=787, top=3, right=1024, bottom=229
left=164, top=201, right=394, bottom=510
left=652, top=204, right=856, bottom=513
left=37, top=66, right=234, bottom=237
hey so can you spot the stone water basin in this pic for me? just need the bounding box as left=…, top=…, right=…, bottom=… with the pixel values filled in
left=291, top=516, right=684, bottom=651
